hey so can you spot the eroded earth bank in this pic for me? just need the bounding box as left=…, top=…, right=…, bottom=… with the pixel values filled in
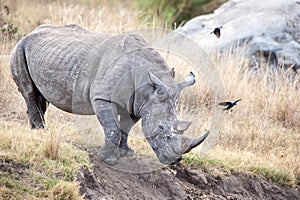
left=78, top=150, right=300, bottom=200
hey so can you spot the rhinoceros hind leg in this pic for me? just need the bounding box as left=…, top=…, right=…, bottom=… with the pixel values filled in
left=28, top=93, right=48, bottom=129
left=93, top=100, right=121, bottom=165
left=24, top=89, right=48, bottom=129
left=11, top=44, right=48, bottom=129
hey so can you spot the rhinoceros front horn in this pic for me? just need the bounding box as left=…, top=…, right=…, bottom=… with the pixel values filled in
left=181, top=130, right=209, bottom=154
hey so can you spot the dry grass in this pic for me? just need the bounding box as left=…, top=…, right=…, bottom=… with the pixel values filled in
left=0, top=0, right=299, bottom=193
left=0, top=121, right=89, bottom=199
left=163, top=47, right=300, bottom=186
left=44, top=128, right=62, bottom=160
left=203, top=50, right=300, bottom=186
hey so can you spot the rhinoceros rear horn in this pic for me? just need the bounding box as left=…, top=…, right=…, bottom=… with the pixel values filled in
left=178, top=72, right=195, bottom=91
left=175, top=120, right=191, bottom=132
left=181, top=130, right=209, bottom=154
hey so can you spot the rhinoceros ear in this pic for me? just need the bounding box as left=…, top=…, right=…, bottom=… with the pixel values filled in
left=148, top=70, right=165, bottom=87
left=147, top=70, right=170, bottom=96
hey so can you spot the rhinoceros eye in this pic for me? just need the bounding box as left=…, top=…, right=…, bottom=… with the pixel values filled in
left=159, top=125, right=165, bottom=131
left=153, top=84, right=167, bottom=95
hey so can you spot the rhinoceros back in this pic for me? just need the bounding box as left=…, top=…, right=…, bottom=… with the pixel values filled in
left=22, top=24, right=111, bottom=114
left=17, top=24, right=173, bottom=115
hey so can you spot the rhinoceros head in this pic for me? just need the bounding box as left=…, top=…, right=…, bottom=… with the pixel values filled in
left=137, top=70, right=209, bottom=164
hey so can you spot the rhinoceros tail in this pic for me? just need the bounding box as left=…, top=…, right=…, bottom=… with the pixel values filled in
left=10, top=40, right=48, bottom=129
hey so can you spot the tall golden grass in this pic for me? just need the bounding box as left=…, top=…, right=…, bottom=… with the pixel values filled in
left=0, top=0, right=299, bottom=188
left=208, top=51, right=300, bottom=186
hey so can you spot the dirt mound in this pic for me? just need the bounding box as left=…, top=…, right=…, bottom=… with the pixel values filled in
left=0, top=158, right=29, bottom=177
left=78, top=152, right=300, bottom=200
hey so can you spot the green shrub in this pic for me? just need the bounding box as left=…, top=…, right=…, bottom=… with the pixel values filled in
left=136, top=0, right=227, bottom=27
left=1, top=22, right=18, bottom=39
left=1, top=4, right=19, bottom=40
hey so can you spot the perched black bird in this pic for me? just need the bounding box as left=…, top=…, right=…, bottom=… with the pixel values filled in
left=210, top=26, right=223, bottom=38
left=219, top=99, right=241, bottom=111
left=170, top=67, right=175, bottom=78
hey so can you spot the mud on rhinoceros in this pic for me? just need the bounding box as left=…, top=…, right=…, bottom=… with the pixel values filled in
left=10, top=24, right=209, bottom=165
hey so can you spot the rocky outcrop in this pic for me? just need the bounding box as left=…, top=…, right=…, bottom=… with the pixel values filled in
left=178, top=0, right=300, bottom=71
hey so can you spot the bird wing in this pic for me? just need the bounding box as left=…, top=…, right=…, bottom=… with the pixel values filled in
left=235, top=99, right=242, bottom=103
left=219, top=101, right=231, bottom=106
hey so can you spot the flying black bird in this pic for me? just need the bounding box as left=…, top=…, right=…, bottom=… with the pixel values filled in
left=219, top=99, right=241, bottom=111
left=210, top=26, right=223, bottom=38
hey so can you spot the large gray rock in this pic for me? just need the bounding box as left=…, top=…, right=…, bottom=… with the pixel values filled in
left=178, top=0, right=300, bottom=70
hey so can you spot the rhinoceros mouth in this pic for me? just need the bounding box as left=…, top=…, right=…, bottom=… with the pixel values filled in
left=157, top=149, right=182, bottom=165
left=169, top=157, right=182, bottom=165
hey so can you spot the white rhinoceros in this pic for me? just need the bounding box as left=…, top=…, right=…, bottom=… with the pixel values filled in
left=10, top=24, right=208, bottom=165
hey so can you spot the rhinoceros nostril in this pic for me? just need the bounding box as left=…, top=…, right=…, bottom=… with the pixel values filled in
left=176, top=156, right=182, bottom=163
left=170, top=156, right=182, bottom=165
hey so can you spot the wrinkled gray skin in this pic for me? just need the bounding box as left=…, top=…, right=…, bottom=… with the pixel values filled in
left=10, top=24, right=209, bottom=165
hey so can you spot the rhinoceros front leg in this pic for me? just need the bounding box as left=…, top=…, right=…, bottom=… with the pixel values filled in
left=119, top=112, right=139, bottom=157
left=93, top=100, right=122, bottom=165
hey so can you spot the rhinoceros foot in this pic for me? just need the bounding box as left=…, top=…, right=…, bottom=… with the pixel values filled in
left=119, top=146, right=135, bottom=158
left=98, top=142, right=120, bottom=165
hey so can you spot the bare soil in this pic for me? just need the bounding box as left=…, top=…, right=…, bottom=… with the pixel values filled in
left=0, top=158, right=29, bottom=177
left=77, top=150, right=300, bottom=200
